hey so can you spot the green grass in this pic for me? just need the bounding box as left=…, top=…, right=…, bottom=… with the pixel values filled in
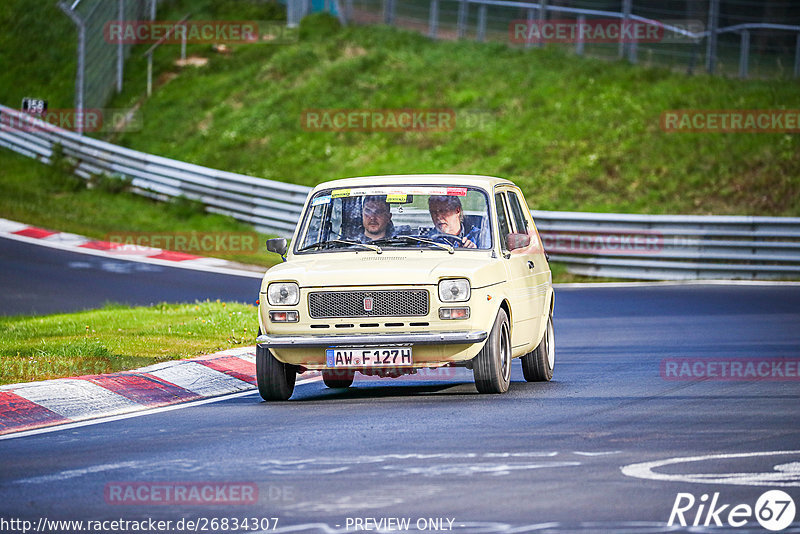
left=0, top=300, right=257, bottom=386
left=0, top=149, right=281, bottom=268
left=101, top=13, right=800, bottom=217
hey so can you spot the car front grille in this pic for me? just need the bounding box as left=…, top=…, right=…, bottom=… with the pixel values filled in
left=308, top=289, right=429, bottom=319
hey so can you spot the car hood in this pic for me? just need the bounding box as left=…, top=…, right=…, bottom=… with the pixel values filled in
left=261, top=251, right=502, bottom=289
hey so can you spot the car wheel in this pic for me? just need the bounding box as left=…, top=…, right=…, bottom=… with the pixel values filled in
left=256, top=343, right=297, bottom=401
left=322, top=369, right=355, bottom=389
left=473, top=308, right=511, bottom=394
left=521, top=312, right=554, bottom=382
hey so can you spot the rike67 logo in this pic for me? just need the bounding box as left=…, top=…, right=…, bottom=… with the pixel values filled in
left=669, top=490, right=796, bottom=531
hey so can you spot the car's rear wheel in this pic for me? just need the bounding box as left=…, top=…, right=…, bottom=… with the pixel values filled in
left=521, top=312, right=554, bottom=382
left=473, top=308, right=511, bottom=394
left=322, top=369, right=355, bottom=388
left=256, top=343, right=296, bottom=401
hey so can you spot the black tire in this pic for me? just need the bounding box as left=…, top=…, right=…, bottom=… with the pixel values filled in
left=256, top=344, right=296, bottom=401
left=473, top=308, right=512, bottom=394
left=521, top=313, right=554, bottom=382
left=322, top=369, right=355, bottom=389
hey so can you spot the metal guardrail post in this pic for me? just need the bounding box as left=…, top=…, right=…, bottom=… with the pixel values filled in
left=428, top=0, right=439, bottom=39
left=575, top=14, right=585, bottom=55
left=477, top=4, right=487, bottom=42
left=739, top=30, right=750, bottom=79
left=457, top=0, right=467, bottom=39
left=706, top=0, right=719, bottom=74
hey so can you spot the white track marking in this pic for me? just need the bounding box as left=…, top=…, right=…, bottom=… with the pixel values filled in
left=0, top=375, right=323, bottom=441
left=145, top=361, right=253, bottom=396
left=621, top=450, right=800, bottom=487
left=13, top=379, right=141, bottom=420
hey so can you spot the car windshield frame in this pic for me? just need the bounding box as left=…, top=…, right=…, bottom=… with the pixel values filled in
left=293, top=184, right=494, bottom=255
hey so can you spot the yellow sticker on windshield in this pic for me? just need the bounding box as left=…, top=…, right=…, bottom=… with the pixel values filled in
left=331, top=189, right=351, bottom=198
left=386, top=194, right=407, bottom=203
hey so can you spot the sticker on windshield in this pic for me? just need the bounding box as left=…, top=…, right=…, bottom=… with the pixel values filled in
left=327, top=187, right=467, bottom=198
left=312, top=195, right=331, bottom=206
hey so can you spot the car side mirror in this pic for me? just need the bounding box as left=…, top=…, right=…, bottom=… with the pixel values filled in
left=266, top=238, right=288, bottom=261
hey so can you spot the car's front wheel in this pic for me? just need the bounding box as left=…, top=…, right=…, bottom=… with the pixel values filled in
left=473, top=308, right=511, bottom=394
left=322, top=369, right=355, bottom=389
left=256, top=343, right=296, bottom=401
left=521, top=312, right=554, bottom=382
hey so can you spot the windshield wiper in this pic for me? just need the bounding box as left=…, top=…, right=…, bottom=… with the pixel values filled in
left=371, top=235, right=454, bottom=254
left=297, top=239, right=382, bottom=253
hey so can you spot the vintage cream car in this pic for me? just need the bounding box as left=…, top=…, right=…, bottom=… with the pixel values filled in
left=256, top=174, right=554, bottom=400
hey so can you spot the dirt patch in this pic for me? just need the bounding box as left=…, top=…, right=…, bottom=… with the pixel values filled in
left=175, top=56, right=209, bottom=67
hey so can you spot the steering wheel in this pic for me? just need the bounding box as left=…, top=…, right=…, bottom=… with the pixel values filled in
left=430, top=233, right=463, bottom=247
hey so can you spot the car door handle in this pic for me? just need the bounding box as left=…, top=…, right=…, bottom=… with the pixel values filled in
left=527, top=260, right=535, bottom=269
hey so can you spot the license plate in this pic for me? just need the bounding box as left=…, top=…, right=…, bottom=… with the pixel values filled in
left=326, top=347, right=412, bottom=367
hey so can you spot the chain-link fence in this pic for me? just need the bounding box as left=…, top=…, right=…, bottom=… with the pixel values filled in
left=341, top=0, right=800, bottom=79
left=58, top=0, right=153, bottom=134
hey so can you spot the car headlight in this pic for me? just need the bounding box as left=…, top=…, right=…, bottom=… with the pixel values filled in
left=438, top=278, right=471, bottom=302
left=267, top=282, right=299, bottom=306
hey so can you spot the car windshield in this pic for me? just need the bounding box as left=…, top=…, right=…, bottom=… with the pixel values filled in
left=296, top=186, right=493, bottom=253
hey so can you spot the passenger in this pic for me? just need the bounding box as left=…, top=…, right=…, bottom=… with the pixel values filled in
left=427, top=195, right=480, bottom=248
left=358, top=195, right=393, bottom=242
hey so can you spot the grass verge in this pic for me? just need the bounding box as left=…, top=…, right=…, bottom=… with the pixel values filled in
left=0, top=300, right=257, bottom=386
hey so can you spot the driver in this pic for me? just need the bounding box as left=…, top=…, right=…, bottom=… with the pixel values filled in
left=358, top=195, right=393, bottom=242
left=427, top=195, right=480, bottom=248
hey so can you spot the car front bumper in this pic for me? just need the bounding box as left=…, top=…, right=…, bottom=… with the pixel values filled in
left=256, top=330, right=487, bottom=349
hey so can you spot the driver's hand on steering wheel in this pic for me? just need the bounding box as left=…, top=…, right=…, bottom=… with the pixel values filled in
left=461, top=236, right=477, bottom=248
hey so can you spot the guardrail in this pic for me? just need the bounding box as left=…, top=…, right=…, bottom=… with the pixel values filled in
left=2, top=103, right=799, bottom=280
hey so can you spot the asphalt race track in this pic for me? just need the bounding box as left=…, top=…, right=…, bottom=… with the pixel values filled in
left=1, top=248, right=799, bottom=533
left=0, top=236, right=261, bottom=315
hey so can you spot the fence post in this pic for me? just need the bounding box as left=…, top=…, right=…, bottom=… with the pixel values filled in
left=525, top=8, right=535, bottom=49
left=537, top=0, right=547, bottom=48
left=619, top=0, right=631, bottom=59
left=345, top=0, right=353, bottom=25
left=117, top=0, right=124, bottom=93
left=739, top=30, right=749, bottom=79
left=457, top=0, right=467, bottom=39
left=429, top=0, right=439, bottom=38
left=706, top=0, right=719, bottom=74
left=58, top=2, right=85, bottom=135
left=575, top=13, right=584, bottom=55
left=795, top=33, right=800, bottom=78
left=477, top=4, right=486, bottom=42
left=629, top=37, right=638, bottom=63
left=383, top=0, right=395, bottom=26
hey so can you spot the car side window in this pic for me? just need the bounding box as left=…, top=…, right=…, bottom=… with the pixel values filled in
left=506, top=191, right=532, bottom=251
left=495, top=193, right=511, bottom=252
left=507, top=192, right=530, bottom=233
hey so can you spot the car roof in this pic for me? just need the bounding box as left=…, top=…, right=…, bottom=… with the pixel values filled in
left=309, top=174, right=516, bottom=193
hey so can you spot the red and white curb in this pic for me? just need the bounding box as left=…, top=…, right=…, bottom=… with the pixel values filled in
left=0, top=347, right=318, bottom=436
left=0, top=218, right=263, bottom=278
